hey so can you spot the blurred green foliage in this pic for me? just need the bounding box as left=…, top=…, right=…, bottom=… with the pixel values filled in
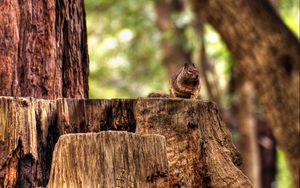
left=276, top=149, right=293, bottom=188
left=85, top=0, right=299, bottom=99
left=85, top=0, right=166, bottom=98
left=279, top=0, right=300, bottom=36
left=85, top=0, right=234, bottom=99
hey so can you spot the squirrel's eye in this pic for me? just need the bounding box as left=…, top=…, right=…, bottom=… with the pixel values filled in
left=187, top=70, right=192, bottom=74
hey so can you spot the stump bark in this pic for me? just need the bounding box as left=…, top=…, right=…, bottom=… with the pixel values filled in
left=47, top=132, right=169, bottom=188
left=135, top=99, right=251, bottom=187
left=0, top=97, right=252, bottom=187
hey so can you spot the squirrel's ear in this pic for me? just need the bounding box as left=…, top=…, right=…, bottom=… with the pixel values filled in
left=192, top=63, right=196, bottom=67
left=184, top=63, right=188, bottom=68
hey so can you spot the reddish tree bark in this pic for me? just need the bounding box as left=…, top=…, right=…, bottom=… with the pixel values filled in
left=0, top=0, right=88, bottom=187
left=0, top=0, right=89, bottom=99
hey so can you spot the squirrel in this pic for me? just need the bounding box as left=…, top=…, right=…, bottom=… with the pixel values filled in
left=148, top=63, right=201, bottom=99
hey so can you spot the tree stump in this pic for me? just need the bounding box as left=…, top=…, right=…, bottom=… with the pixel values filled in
left=0, top=97, right=252, bottom=187
left=47, top=132, right=169, bottom=188
left=0, top=97, right=38, bottom=187
left=135, top=98, right=252, bottom=187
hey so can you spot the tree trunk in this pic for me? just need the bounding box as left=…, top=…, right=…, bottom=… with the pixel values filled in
left=0, top=0, right=89, bottom=99
left=0, top=97, right=252, bottom=187
left=154, top=0, right=191, bottom=78
left=47, top=132, right=169, bottom=188
left=256, top=115, right=277, bottom=188
left=0, top=0, right=88, bottom=186
left=192, top=0, right=300, bottom=186
left=238, top=82, right=260, bottom=188
left=193, top=17, right=220, bottom=103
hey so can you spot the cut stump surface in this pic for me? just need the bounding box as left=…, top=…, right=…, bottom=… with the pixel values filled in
left=47, top=131, right=168, bottom=188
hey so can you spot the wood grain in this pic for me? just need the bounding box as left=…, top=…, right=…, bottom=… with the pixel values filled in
left=47, top=132, right=168, bottom=188
left=135, top=98, right=252, bottom=187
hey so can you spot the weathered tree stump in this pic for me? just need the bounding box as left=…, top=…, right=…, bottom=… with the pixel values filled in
left=0, top=97, right=38, bottom=187
left=0, top=97, right=252, bottom=187
left=47, top=132, right=168, bottom=188
left=135, top=98, right=251, bottom=187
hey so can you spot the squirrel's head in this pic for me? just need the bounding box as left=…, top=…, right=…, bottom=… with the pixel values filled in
left=182, top=63, right=199, bottom=82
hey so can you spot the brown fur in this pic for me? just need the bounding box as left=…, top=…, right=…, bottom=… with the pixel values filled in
left=148, top=63, right=200, bottom=99
left=170, top=63, right=200, bottom=99
left=147, top=92, right=170, bottom=98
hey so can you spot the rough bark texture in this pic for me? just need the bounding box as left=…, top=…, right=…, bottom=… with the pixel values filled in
left=0, top=0, right=89, bottom=99
left=57, top=99, right=136, bottom=134
left=0, top=97, right=252, bottom=187
left=35, top=99, right=58, bottom=186
left=55, top=0, right=89, bottom=98
left=136, top=99, right=251, bottom=187
left=192, top=0, right=300, bottom=186
left=47, top=132, right=169, bottom=188
left=0, top=97, right=57, bottom=187
left=0, top=98, right=38, bottom=187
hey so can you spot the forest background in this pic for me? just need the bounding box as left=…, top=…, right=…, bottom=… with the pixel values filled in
left=85, top=0, right=299, bottom=187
